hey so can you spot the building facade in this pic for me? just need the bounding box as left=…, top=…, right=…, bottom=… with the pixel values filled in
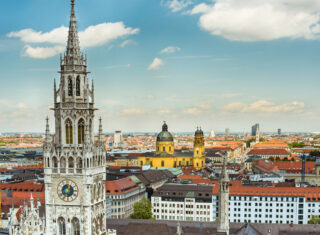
left=106, top=177, right=146, bottom=219
left=138, top=123, right=205, bottom=170
left=42, top=1, right=109, bottom=234
left=151, top=184, right=213, bottom=221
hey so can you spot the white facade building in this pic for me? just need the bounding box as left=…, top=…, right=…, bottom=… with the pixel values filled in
left=151, top=184, right=213, bottom=222
left=114, top=131, right=122, bottom=147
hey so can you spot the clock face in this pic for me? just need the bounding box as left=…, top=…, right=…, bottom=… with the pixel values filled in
left=57, top=180, right=78, bottom=202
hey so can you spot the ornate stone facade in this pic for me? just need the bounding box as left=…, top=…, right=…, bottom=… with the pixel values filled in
left=8, top=195, right=45, bottom=235
left=217, top=155, right=230, bottom=235
left=43, top=1, right=107, bottom=234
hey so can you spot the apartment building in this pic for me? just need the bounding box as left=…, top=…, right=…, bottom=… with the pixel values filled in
left=151, top=184, right=213, bottom=222
left=106, top=176, right=146, bottom=219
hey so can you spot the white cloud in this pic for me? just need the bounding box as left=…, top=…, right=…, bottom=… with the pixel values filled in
left=189, top=0, right=320, bottom=41
left=148, top=58, right=165, bottom=71
left=118, top=39, right=136, bottom=48
left=184, top=108, right=202, bottom=115
left=23, top=45, right=64, bottom=59
left=224, top=100, right=305, bottom=113
left=8, top=22, right=139, bottom=59
left=223, top=93, right=242, bottom=98
left=199, top=104, right=210, bottom=110
left=163, top=0, right=193, bottom=12
left=160, top=46, right=181, bottom=54
left=122, top=108, right=144, bottom=115
left=158, top=109, right=171, bottom=114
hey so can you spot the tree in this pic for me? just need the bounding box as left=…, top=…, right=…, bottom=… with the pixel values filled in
left=268, top=157, right=274, bottom=162
left=130, top=197, right=154, bottom=219
left=282, top=157, right=289, bottom=161
left=246, top=138, right=255, bottom=148
left=310, top=151, right=320, bottom=157
left=308, top=215, right=320, bottom=224
left=275, top=156, right=281, bottom=162
left=289, top=142, right=305, bottom=148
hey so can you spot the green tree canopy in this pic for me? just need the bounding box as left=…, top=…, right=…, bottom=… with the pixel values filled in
left=310, top=151, right=320, bottom=157
left=308, top=215, right=320, bottom=224
left=289, top=142, right=306, bottom=148
left=130, top=197, right=153, bottom=220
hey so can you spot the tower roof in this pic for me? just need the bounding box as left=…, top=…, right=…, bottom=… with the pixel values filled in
left=195, top=127, right=204, bottom=136
left=220, top=155, right=230, bottom=182
left=65, top=0, right=82, bottom=65
left=157, top=121, right=173, bottom=142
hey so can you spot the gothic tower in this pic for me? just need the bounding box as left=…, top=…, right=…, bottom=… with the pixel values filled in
left=193, top=127, right=205, bottom=170
left=44, top=1, right=107, bottom=234
left=217, top=155, right=230, bottom=235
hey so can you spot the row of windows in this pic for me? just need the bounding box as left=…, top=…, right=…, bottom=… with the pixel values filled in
left=65, top=118, right=91, bottom=145
left=67, top=76, right=81, bottom=97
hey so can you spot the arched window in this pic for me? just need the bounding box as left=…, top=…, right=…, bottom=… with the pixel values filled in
left=53, top=157, right=58, bottom=168
left=77, top=157, right=82, bottom=173
left=78, top=119, right=85, bottom=144
left=47, top=158, right=50, bottom=168
left=161, top=161, right=164, bottom=167
left=71, top=217, right=80, bottom=235
left=58, top=217, right=66, bottom=235
left=60, top=157, right=66, bottom=173
left=163, top=146, right=165, bottom=151
left=76, top=76, right=80, bottom=96
left=68, top=77, right=73, bottom=96
left=68, top=157, right=74, bottom=168
left=65, top=119, right=73, bottom=144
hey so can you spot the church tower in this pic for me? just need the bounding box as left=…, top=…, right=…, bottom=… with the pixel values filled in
left=193, top=127, right=205, bottom=170
left=44, top=1, right=107, bottom=234
left=217, top=155, right=230, bottom=235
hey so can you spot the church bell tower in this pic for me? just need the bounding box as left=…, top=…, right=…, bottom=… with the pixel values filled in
left=44, top=1, right=107, bottom=234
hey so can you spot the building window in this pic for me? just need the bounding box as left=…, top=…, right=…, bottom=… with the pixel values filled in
left=71, top=217, right=80, bottom=235
left=58, top=217, right=66, bottom=235
left=78, top=118, right=85, bottom=144
left=65, top=118, right=73, bottom=144
left=68, top=77, right=73, bottom=96
left=68, top=157, right=74, bottom=169
left=163, top=146, right=165, bottom=151
left=161, top=161, right=164, bottom=167
left=76, top=77, right=80, bottom=96
left=140, top=161, right=143, bottom=166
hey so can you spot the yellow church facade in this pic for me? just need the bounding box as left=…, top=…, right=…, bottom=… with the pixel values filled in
left=138, top=122, right=205, bottom=170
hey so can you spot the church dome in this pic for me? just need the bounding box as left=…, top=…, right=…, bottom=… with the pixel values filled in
left=157, top=122, right=174, bottom=142
left=195, top=127, right=204, bottom=136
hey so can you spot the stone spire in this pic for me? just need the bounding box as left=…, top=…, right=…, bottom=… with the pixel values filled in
left=217, top=154, right=230, bottom=235
left=98, top=117, right=103, bottom=143
left=65, top=0, right=82, bottom=65
left=45, top=117, right=50, bottom=144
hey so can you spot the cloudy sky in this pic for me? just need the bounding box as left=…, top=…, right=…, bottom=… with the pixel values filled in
left=1, top=0, right=320, bottom=133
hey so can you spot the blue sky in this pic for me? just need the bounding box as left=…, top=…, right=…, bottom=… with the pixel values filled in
left=1, top=0, right=320, bottom=133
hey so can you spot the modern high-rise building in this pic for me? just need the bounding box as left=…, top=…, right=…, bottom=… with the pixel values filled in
left=251, top=123, right=260, bottom=136
left=114, top=130, right=122, bottom=147
left=225, top=128, right=230, bottom=138
left=278, top=128, right=282, bottom=135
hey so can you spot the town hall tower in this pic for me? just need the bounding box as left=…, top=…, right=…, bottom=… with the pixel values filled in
left=43, top=1, right=107, bottom=234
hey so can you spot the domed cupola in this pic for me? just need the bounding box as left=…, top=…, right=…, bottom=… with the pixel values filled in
left=195, top=127, right=204, bottom=136
left=157, top=121, right=174, bottom=142
left=156, top=121, right=174, bottom=155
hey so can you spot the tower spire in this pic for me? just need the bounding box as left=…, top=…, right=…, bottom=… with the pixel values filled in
left=217, top=154, right=230, bottom=234
left=66, top=0, right=81, bottom=65
left=45, top=117, right=50, bottom=145
left=98, top=117, right=103, bottom=143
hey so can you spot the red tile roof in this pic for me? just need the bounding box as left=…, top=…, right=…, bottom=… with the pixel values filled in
left=106, top=177, right=138, bottom=195
left=248, top=148, right=289, bottom=156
